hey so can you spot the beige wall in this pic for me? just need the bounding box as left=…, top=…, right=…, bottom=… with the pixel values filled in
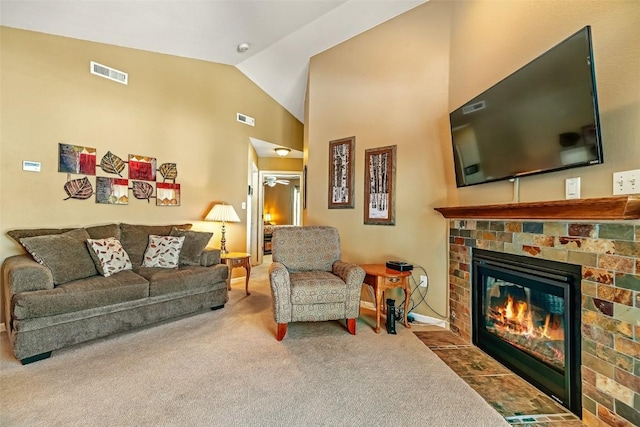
left=0, top=27, right=303, bottom=319
left=306, top=0, right=640, bottom=320
left=446, top=0, right=640, bottom=205
left=306, top=2, right=453, bottom=319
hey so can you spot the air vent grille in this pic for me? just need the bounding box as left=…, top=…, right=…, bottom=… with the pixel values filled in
left=237, top=113, right=255, bottom=126
left=462, top=101, right=485, bottom=114
left=90, top=61, right=128, bottom=85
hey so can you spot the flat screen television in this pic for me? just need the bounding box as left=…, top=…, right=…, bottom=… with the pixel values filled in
left=449, top=26, right=603, bottom=187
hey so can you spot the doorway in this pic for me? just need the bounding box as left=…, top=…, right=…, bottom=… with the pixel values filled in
left=255, top=170, right=303, bottom=265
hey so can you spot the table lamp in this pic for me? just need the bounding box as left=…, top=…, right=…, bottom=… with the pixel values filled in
left=205, top=203, right=241, bottom=254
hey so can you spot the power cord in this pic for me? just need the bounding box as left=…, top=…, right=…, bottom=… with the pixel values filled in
left=394, top=264, right=449, bottom=321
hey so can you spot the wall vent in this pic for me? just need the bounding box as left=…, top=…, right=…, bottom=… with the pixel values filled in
left=462, top=101, right=485, bottom=114
left=90, top=61, right=128, bottom=85
left=237, top=113, right=255, bottom=126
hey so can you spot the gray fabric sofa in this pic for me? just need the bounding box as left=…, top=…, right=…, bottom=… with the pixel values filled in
left=2, top=223, right=229, bottom=364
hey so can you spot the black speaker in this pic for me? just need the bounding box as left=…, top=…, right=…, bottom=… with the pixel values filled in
left=386, top=298, right=397, bottom=335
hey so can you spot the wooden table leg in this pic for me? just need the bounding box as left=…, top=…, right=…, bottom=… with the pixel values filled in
left=244, top=260, right=251, bottom=295
left=375, top=280, right=382, bottom=333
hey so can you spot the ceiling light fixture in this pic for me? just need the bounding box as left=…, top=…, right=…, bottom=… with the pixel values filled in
left=274, top=148, right=291, bottom=157
left=237, top=43, right=250, bottom=53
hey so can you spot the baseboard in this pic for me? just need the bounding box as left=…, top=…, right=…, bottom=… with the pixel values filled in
left=408, top=312, right=447, bottom=328
left=360, top=301, right=448, bottom=328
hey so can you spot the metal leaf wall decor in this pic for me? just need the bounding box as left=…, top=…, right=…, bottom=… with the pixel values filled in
left=131, top=181, right=155, bottom=203
left=100, top=151, right=126, bottom=176
left=63, top=177, right=94, bottom=200
left=158, top=163, right=178, bottom=182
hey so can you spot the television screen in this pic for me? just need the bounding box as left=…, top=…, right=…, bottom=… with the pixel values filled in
left=449, top=26, right=603, bottom=187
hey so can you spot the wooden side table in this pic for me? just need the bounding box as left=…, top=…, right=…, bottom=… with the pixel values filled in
left=221, top=252, right=251, bottom=295
left=360, top=264, right=411, bottom=333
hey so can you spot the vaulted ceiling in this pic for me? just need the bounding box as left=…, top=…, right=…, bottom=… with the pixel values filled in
left=0, top=0, right=427, bottom=123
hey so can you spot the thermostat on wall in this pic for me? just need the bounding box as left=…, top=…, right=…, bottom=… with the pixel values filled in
left=22, top=161, right=41, bottom=172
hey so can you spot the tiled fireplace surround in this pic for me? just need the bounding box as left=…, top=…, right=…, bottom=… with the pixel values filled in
left=440, top=199, right=639, bottom=427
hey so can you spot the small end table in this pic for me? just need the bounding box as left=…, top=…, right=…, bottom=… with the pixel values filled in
left=360, top=264, right=411, bottom=333
left=221, top=252, right=251, bottom=295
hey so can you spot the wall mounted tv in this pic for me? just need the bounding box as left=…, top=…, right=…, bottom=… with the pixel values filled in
left=449, top=26, right=603, bottom=188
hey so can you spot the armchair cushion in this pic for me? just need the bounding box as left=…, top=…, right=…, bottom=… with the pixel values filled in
left=290, top=271, right=347, bottom=304
left=272, top=226, right=341, bottom=272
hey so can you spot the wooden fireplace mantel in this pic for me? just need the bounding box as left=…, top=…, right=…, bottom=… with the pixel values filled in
left=434, top=196, right=640, bottom=220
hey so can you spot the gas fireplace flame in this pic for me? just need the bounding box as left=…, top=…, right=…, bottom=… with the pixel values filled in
left=492, top=296, right=563, bottom=342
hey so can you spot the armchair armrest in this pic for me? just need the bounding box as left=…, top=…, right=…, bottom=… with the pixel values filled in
left=268, top=262, right=292, bottom=323
left=333, top=261, right=366, bottom=319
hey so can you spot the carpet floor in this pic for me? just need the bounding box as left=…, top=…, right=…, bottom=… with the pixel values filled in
left=1, top=261, right=508, bottom=426
left=414, top=330, right=584, bottom=426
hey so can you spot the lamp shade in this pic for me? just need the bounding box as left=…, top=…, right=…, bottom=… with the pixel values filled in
left=205, top=204, right=241, bottom=223
left=274, top=147, right=291, bottom=157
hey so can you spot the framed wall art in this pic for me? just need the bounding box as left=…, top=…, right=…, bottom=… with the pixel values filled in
left=128, top=154, right=157, bottom=181
left=59, top=143, right=97, bottom=175
left=364, top=145, right=396, bottom=225
left=328, top=136, right=355, bottom=209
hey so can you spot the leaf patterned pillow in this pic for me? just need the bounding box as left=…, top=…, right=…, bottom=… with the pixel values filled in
left=141, top=235, right=185, bottom=269
left=86, top=237, right=133, bottom=277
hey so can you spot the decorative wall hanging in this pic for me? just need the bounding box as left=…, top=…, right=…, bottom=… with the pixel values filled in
left=59, top=143, right=97, bottom=175
left=128, top=154, right=156, bottom=181
left=158, top=163, right=178, bottom=183
left=328, top=136, right=355, bottom=209
left=95, top=177, right=129, bottom=204
left=99, top=151, right=126, bottom=176
left=63, top=176, right=94, bottom=200
left=364, top=145, right=396, bottom=225
left=131, top=181, right=155, bottom=203
left=156, top=183, right=180, bottom=206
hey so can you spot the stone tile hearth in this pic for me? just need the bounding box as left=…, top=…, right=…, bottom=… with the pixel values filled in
left=446, top=219, right=639, bottom=427
left=415, top=330, right=583, bottom=426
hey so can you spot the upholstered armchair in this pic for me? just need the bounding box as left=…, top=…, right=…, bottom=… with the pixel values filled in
left=268, top=226, right=366, bottom=340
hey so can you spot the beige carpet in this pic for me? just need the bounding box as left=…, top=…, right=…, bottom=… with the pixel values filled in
left=0, top=261, right=508, bottom=426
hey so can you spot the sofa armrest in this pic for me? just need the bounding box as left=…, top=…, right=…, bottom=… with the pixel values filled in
left=268, top=262, right=292, bottom=323
left=200, top=248, right=221, bottom=266
left=333, top=261, right=366, bottom=318
left=2, top=255, right=54, bottom=332
left=2, top=255, right=54, bottom=294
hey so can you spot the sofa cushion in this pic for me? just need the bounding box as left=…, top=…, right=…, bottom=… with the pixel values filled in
left=289, top=271, right=347, bottom=304
left=85, top=223, right=120, bottom=240
left=170, top=228, right=213, bottom=266
left=87, top=237, right=133, bottom=277
left=120, top=223, right=192, bottom=267
left=18, top=229, right=98, bottom=285
left=7, top=227, right=75, bottom=243
left=12, top=270, right=149, bottom=320
left=141, top=235, right=185, bottom=268
left=136, top=265, right=228, bottom=297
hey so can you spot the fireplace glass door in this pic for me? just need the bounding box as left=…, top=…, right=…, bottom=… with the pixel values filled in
left=472, top=249, right=581, bottom=416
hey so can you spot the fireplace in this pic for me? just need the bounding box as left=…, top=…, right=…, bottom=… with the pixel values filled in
left=472, top=248, right=582, bottom=416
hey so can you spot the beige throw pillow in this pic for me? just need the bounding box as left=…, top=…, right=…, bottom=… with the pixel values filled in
left=141, top=235, right=185, bottom=268
left=86, top=237, right=133, bottom=277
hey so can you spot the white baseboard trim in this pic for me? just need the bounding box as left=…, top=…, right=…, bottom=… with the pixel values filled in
left=408, top=312, right=447, bottom=328
left=360, top=301, right=448, bottom=328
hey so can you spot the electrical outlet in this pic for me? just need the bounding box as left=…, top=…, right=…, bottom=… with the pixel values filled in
left=420, top=275, right=428, bottom=287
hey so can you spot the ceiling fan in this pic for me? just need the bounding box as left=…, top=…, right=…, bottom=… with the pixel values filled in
left=263, top=176, right=290, bottom=187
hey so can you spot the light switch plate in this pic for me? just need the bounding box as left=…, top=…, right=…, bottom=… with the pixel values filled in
left=565, top=177, right=580, bottom=199
left=613, top=169, right=640, bottom=195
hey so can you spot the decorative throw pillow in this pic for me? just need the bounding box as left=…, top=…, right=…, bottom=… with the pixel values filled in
left=19, top=228, right=98, bottom=285
left=169, top=228, right=213, bottom=266
left=86, top=237, right=133, bottom=277
left=141, top=235, right=185, bottom=268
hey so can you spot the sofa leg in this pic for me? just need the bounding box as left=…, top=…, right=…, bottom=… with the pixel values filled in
left=346, top=318, right=356, bottom=335
left=21, top=351, right=52, bottom=365
left=210, top=304, right=225, bottom=311
left=276, top=323, right=287, bottom=341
